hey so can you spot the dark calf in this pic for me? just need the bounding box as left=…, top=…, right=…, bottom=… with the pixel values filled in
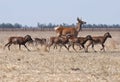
left=34, top=38, right=46, bottom=46
left=47, top=36, right=69, bottom=52
left=67, top=35, right=93, bottom=52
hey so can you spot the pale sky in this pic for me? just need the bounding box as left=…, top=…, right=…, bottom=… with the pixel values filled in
left=0, top=0, right=120, bottom=26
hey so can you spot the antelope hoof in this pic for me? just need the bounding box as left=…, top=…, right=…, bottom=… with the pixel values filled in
left=28, top=50, right=31, bottom=52
left=94, top=51, right=97, bottom=52
left=85, top=50, right=88, bottom=53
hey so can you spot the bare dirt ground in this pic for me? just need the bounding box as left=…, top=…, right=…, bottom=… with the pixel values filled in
left=0, top=31, right=120, bottom=82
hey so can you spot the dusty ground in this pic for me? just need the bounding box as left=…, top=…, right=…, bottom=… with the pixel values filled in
left=0, top=31, right=120, bottom=82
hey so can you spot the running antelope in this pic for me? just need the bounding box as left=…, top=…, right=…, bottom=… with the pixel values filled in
left=86, top=32, right=112, bottom=52
left=4, top=35, right=33, bottom=51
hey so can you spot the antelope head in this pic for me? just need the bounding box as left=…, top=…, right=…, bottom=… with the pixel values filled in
left=77, top=17, right=86, bottom=24
left=76, top=17, right=86, bottom=31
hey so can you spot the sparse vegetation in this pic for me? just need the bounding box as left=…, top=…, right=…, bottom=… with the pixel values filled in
left=0, top=31, right=120, bottom=82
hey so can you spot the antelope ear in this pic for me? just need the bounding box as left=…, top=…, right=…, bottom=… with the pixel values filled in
left=77, top=17, right=81, bottom=22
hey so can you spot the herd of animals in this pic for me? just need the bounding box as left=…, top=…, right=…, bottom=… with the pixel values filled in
left=3, top=18, right=112, bottom=52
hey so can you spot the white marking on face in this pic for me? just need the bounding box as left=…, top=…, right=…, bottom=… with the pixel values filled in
left=54, top=26, right=60, bottom=30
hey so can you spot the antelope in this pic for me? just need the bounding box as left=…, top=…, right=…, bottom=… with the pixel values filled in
left=27, top=38, right=46, bottom=46
left=67, top=34, right=93, bottom=52
left=34, top=38, right=46, bottom=46
left=86, top=32, right=112, bottom=52
left=4, top=35, right=33, bottom=51
left=46, top=36, right=69, bottom=52
left=54, top=17, right=86, bottom=37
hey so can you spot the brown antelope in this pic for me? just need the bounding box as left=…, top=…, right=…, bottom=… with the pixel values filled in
left=46, top=36, right=69, bottom=52
left=54, top=17, right=86, bottom=37
left=4, top=35, right=33, bottom=51
left=67, top=35, right=93, bottom=52
left=86, top=32, right=112, bottom=52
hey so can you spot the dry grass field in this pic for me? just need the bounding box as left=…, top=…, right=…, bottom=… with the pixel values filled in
left=0, top=31, right=120, bottom=82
